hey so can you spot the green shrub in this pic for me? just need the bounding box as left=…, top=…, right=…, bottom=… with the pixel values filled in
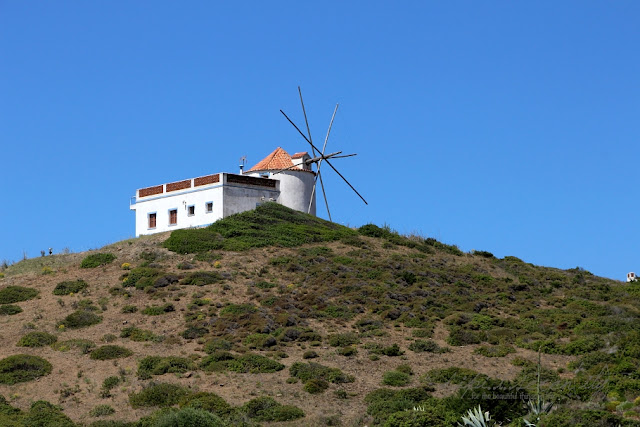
left=226, top=354, right=284, bottom=373
left=81, top=253, right=116, bottom=268
left=90, top=404, right=115, bottom=417
left=303, top=350, right=318, bottom=359
left=138, top=356, right=194, bottom=379
left=180, top=271, right=223, bottom=286
left=146, top=407, right=225, bottom=426
left=473, top=344, right=516, bottom=358
left=241, top=396, right=305, bottom=422
left=17, top=331, right=57, bottom=347
left=328, top=333, right=359, bottom=347
left=181, top=326, right=208, bottom=340
left=203, top=338, right=232, bottom=353
left=0, top=305, right=22, bottom=315
left=53, top=280, right=88, bottom=295
left=304, top=378, right=329, bottom=394
left=25, top=400, right=75, bottom=427
left=254, top=281, right=277, bottom=289
left=101, top=376, right=121, bottom=397
left=447, top=327, right=483, bottom=346
left=179, top=392, right=231, bottom=417
left=121, top=305, right=138, bottom=313
left=382, top=370, right=411, bottom=386
left=163, top=202, right=357, bottom=253
left=60, top=310, right=102, bottom=329
left=243, top=333, right=276, bottom=349
left=364, top=387, right=436, bottom=425
left=121, top=267, right=162, bottom=289
left=129, top=382, right=191, bottom=408
left=120, top=326, right=162, bottom=342
left=381, top=344, right=404, bottom=356
left=90, top=345, right=133, bottom=360
left=0, top=286, right=38, bottom=304
left=142, top=304, right=175, bottom=315
left=0, top=354, right=52, bottom=384
left=337, top=346, right=358, bottom=357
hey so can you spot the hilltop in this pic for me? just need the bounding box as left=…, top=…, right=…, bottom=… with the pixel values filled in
left=0, top=203, right=639, bottom=426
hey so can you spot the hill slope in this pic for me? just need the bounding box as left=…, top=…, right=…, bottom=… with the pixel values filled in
left=0, top=203, right=639, bottom=426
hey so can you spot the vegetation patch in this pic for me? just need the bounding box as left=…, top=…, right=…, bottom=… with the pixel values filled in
left=289, top=362, right=355, bottom=391
left=129, top=382, right=191, bottom=408
left=241, top=396, right=305, bottom=422
left=81, top=253, right=116, bottom=268
left=17, top=331, right=58, bottom=347
left=164, top=202, right=357, bottom=253
left=0, top=305, right=22, bottom=315
left=90, top=404, right=115, bottom=417
left=180, top=271, right=223, bottom=286
left=0, top=286, right=38, bottom=304
left=382, top=370, right=412, bottom=387
left=408, top=340, right=449, bottom=353
left=59, top=310, right=102, bottom=329
left=473, top=344, right=516, bottom=358
left=142, top=304, right=175, bottom=315
left=120, top=326, right=162, bottom=342
left=53, top=280, right=88, bottom=295
left=0, top=354, right=52, bottom=384
left=90, top=345, right=133, bottom=360
left=200, top=352, right=284, bottom=374
left=121, top=267, right=162, bottom=289
left=179, top=392, right=231, bottom=417
left=138, top=356, right=195, bottom=379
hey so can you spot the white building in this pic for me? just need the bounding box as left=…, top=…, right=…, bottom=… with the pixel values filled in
left=130, top=147, right=316, bottom=237
left=627, top=272, right=637, bottom=283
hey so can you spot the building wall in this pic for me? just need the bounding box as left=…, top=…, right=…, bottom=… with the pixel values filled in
left=131, top=185, right=224, bottom=237
left=222, top=184, right=280, bottom=217
left=247, top=171, right=316, bottom=215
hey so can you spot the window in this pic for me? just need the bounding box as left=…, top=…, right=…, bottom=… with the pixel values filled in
left=148, top=213, right=156, bottom=229
left=187, top=205, right=195, bottom=216
left=169, top=209, right=177, bottom=225
left=206, top=202, right=213, bottom=213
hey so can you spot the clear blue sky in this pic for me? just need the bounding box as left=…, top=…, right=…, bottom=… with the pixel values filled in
left=1, top=1, right=638, bottom=280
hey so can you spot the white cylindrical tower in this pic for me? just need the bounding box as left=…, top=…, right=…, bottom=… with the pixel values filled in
left=244, top=147, right=316, bottom=216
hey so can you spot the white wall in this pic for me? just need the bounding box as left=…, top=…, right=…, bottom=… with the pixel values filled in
left=131, top=185, right=224, bottom=236
left=246, top=171, right=316, bottom=215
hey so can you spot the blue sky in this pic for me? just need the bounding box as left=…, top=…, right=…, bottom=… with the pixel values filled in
left=1, top=1, right=638, bottom=280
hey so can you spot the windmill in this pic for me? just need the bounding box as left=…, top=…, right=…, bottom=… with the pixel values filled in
left=277, top=87, right=368, bottom=222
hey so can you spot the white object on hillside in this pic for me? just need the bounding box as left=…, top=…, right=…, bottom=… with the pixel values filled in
left=627, top=272, right=637, bottom=282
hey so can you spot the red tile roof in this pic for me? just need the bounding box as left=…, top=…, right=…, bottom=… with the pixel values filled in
left=247, top=147, right=293, bottom=172
left=291, top=152, right=308, bottom=159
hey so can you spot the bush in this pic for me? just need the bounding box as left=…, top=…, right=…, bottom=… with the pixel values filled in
left=142, top=304, right=175, bottom=315
left=129, top=382, right=191, bottom=408
left=121, top=305, right=138, bottom=313
left=382, top=370, right=411, bottom=386
left=17, top=331, right=57, bottom=347
left=0, top=286, right=38, bottom=304
left=203, top=338, right=232, bottom=354
left=328, top=333, right=359, bottom=347
left=181, top=326, right=208, bottom=340
left=179, top=392, right=231, bottom=417
left=304, top=378, right=329, bottom=394
left=0, top=305, right=22, bottom=315
left=25, top=400, right=75, bottom=427
left=302, top=350, right=318, bottom=359
left=381, top=344, right=404, bottom=356
left=81, top=253, right=116, bottom=268
left=0, top=354, right=52, bottom=384
left=138, top=356, right=195, bottom=378
left=447, top=327, right=483, bottom=346
left=180, top=271, right=223, bottom=286
left=90, top=345, right=133, bottom=360
left=473, top=344, right=516, bottom=358
left=241, top=396, right=305, bottom=422
left=53, top=280, right=88, bottom=295
left=101, top=376, right=121, bottom=397
left=60, top=310, right=102, bottom=329
left=226, top=354, right=284, bottom=373
left=90, top=404, right=115, bottom=417
left=121, top=267, right=161, bottom=289
left=364, top=387, right=436, bottom=425
left=120, top=326, right=162, bottom=342
left=147, top=407, right=225, bottom=427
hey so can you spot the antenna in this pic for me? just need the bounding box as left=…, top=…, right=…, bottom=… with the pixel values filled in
left=278, top=87, right=367, bottom=222
left=239, top=155, right=247, bottom=174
